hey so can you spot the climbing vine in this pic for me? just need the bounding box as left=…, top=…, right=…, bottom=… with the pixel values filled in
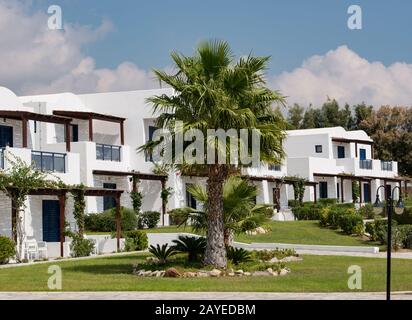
left=284, top=176, right=307, bottom=205
left=71, top=184, right=86, bottom=236
left=352, top=180, right=360, bottom=203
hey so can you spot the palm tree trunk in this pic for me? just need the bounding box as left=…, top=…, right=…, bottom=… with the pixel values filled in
left=224, top=229, right=234, bottom=247
left=203, top=164, right=228, bottom=268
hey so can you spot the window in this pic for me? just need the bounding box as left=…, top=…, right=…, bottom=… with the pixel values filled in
left=359, top=148, right=366, bottom=160
left=145, top=125, right=157, bottom=162
left=103, top=183, right=117, bottom=211
left=96, top=143, right=121, bottom=161
left=31, top=151, right=66, bottom=173
left=337, top=146, right=345, bottom=158
left=186, top=184, right=196, bottom=209
left=315, top=145, right=322, bottom=153
left=269, top=164, right=281, bottom=171
left=71, top=124, right=79, bottom=142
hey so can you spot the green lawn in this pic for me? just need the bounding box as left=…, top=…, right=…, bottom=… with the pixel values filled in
left=113, top=221, right=378, bottom=247
left=0, top=253, right=411, bottom=292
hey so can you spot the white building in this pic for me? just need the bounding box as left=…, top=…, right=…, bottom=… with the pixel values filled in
left=0, top=86, right=406, bottom=258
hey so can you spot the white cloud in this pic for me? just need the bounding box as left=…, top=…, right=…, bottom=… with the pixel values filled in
left=271, top=45, right=412, bottom=107
left=0, top=0, right=159, bottom=95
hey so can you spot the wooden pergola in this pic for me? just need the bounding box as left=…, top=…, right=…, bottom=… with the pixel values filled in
left=0, top=110, right=72, bottom=151
left=313, top=172, right=405, bottom=203
left=92, top=170, right=169, bottom=225
left=53, top=110, right=126, bottom=145
left=8, top=186, right=123, bottom=257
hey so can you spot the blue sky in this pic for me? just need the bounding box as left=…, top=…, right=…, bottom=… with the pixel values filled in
left=31, top=0, right=412, bottom=74
left=1, top=0, right=411, bottom=106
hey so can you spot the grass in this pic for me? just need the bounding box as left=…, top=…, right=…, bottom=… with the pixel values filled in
left=0, top=253, right=412, bottom=292
left=101, top=221, right=379, bottom=247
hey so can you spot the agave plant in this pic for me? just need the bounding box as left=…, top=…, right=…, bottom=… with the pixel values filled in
left=226, top=247, right=251, bottom=265
left=148, top=244, right=177, bottom=264
left=172, top=236, right=206, bottom=262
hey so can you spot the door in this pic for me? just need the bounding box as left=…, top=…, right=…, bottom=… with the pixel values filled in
left=103, top=183, right=117, bottom=210
left=337, top=146, right=345, bottom=158
left=319, top=181, right=328, bottom=199
left=363, top=183, right=371, bottom=203
left=385, top=185, right=392, bottom=199
left=360, top=148, right=366, bottom=160
left=0, top=125, right=13, bottom=147
left=42, top=200, right=60, bottom=242
left=71, top=124, right=79, bottom=142
left=336, top=183, right=340, bottom=200
left=273, top=187, right=280, bottom=211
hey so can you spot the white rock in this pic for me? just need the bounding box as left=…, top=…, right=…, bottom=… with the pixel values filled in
left=209, top=269, right=222, bottom=277
left=244, top=272, right=251, bottom=276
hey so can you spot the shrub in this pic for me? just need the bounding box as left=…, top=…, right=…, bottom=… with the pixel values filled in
left=365, top=221, right=377, bottom=240
left=252, top=248, right=297, bottom=261
left=400, top=225, right=412, bottom=249
left=70, top=234, right=95, bottom=257
left=339, top=212, right=364, bottom=235
left=0, top=236, right=15, bottom=264
left=393, top=207, right=412, bottom=225
left=84, top=207, right=137, bottom=232
left=318, top=198, right=337, bottom=207
left=358, top=203, right=375, bottom=219
left=293, top=203, right=323, bottom=220
left=172, top=236, right=206, bottom=262
left=168, top=210, right=187, bottom=226
left=141, top=211, right=161, bottom=228
left=226, top=247, right=251, bottom=265
left=288, top=200, right=300, bottom=208
left=124, top=230, right=148, bottom=252
left=148, top=244, right=176, bottom=264
left=334, top=203, right=356, bottom=209
left=326, top=207, right=346, bottom=229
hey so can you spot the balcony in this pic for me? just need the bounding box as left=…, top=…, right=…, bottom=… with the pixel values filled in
left=359, top=159, right=372, bottom=170
left=381, top=160, right=393, bottom=171
left=96, top=143, right=121, bottom=162
left=32, top=150, right=66, bottom=173
left=268, top=164, right=281, bottom=171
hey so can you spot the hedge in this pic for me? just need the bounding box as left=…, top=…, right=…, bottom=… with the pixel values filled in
left=85, top=207, right=138, bottom=232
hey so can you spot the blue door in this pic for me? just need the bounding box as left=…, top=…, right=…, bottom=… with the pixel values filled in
left=337, top=146, right=345, bottom=158
left=0, top=125, right=13, bottom=147
left=363, top=183, right=371, bottom=203
left=360, top=148, right=366, bottom=160
left=319, top=181, right=328, bottom=199
left=42, top=200, right=60, bottom=242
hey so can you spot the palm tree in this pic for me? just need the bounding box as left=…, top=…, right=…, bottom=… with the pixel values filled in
left=140, top=40, right=286, bottom=267
left=169, top=176, right=273, bottom=246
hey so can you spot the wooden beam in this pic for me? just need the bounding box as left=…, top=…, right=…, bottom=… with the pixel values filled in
left=88, top=116, right=93, bottom=142
left=115, top=194, right=121, bottom=252
left=132, top=176, right=137, bottom=193
left=65, top=123, right=71, bottom=152
left=120, top=121, right=124, bottom=145
left=59, top=193, right=66, bottom=257
left=355, top=142, right=358, bottom=158
left=22, top=117, right=28, bottom=148
left=313, top=184, right=317, bottom=204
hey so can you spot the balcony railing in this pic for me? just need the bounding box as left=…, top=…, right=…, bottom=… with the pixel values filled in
left=32, top=150, right=66, bottom=173
left=0, top=148, right=4, bottom=169
left=359, top=159, right=372, bottom=170
left=381, top=160, right=393, bottom=171
left=96, top=143, right=121, bottom=162
left=268, top=164, right=281, bottom=171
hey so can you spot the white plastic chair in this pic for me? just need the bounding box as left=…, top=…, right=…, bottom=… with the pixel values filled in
left=24, top=241, right=38, bottom=260
left=37, top=241, right=48, bottom=259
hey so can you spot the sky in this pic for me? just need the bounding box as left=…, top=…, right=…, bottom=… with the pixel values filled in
left=1, top=0, right=412, bottom=107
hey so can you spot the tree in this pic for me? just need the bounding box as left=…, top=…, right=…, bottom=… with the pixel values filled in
left=321, top=98, right=341, bottom=127
left=169, top=176, right=272, bottom=246
left=140, top=40, right=286, bottom=268
left=287, top=103, right=304, bottom=129
left=354, top=103, right=373, bottom=131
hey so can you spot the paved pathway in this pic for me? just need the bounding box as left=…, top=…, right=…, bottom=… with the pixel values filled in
left=0, top=291, right=411, bottom=300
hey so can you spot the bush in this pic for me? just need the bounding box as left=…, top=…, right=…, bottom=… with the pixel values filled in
left=70, top=234, right=95, bottom=257
left=334, top=203, right=356, bottom=209
left=358, top=203, right=375, bottom=219
left=338, top=212, right=364, bottom=235
left=400, top=225, right=412, bottom=249
left=293, top=203, right=323, bottom=220
left=172, top=236, right=206, bottom=262
left=393, top=207, right=412, bottom=225
left=84, top=207, right=138, bottom=232
left=318, top=198, right=337, bottom=206
left=168, top=210, right=188, bottom=226
left=288, top=200, right=300, bottom=208
left=226, top=247, right=251, bottom=265
left=141, top=211, right=161, bottom=228
left=124, top=230, right=148, bottom=252
left=0, top=236, right=15, bottom=264
left=252, top=248, right=297, bottom=261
